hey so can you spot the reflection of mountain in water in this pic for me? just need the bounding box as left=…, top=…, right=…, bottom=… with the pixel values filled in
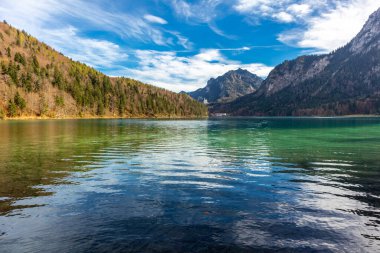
left=0, top=120, right=176, bottom=214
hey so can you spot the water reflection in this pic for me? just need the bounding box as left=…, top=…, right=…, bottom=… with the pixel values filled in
left=0, top=118, right=379, bottom=252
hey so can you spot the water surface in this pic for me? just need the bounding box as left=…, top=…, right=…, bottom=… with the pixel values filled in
left=0, top=118, right=379, bottom=252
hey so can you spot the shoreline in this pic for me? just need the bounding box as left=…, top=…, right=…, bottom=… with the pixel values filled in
left=2, top=114, right=380, bottom=121
left=0, top=115, right=209, bottom=121
left=209, top=114, right=380, bottom=119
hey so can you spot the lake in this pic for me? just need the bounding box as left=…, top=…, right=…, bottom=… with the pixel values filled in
left=0, top=118, right=379, bottom=252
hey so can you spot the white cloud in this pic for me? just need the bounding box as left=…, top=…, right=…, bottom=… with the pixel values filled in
left=235, top=0, right=288, bottom=15
left=235, top=0, right=316, bottom=23
left=143, top=14, right=168, bottom=25
left=195, top=49, right=224, bottom=61
left=0, top=0, right=61, bottom=36
left=219, top=46, right=252, bottom=51
left=41, top=27, right=128, bottom=68
left=169, top=0, right=234, bottom=38
left=170, top=0, right=222, bottom=23
left=278, top=0, right=380, bottom=52
left=234, top=0, right=380, bottom=52
left=287, top=4, right=311, bottom=17
left=234, top=0, right=323, bottom=23
left=170, top=0, right=193, bottom=20
left=115, top=49, right=273, bottom=92
left=167, top=31, right=194, bottom=50
left=274, top=12, right=294, bottom=23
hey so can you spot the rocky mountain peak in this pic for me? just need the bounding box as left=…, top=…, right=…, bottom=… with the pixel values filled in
left=349, top=7, right=380, bottom=54
left=187, top=69, right=263, bottom=103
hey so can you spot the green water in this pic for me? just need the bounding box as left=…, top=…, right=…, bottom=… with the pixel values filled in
left=0, top=118, right=379, bottom=252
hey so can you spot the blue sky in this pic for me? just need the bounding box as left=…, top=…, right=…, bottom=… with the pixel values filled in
left=0, top=0, right=379, bottom=92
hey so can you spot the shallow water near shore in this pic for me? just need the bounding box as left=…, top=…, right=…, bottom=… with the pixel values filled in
left=0, top=118, right=379, bottom=252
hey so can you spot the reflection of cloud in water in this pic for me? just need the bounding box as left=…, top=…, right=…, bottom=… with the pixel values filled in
left=292, top=173, right=380, bottom=248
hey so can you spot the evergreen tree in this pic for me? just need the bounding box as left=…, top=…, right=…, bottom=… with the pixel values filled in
left=7, top=99, right=17, bottom=117
left=14, top=92, right=26, bottom=110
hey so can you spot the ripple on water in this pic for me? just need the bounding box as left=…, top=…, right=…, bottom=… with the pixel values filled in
left=0, top=118, right=380, bottom=252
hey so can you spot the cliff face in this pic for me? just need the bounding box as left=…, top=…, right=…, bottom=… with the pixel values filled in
left=187, top=68, right=263, bottom=103
left=261, top=55, right=329, bottom=96
left=0, top=22, right=207, bottom=119
left=212, top=8, right=380, bottom=116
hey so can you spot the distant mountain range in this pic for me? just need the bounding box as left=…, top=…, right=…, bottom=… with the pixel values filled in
left=186, top=68, right=263, bottom=103
left=0, top=22, right=207, bottom=119
left=212, top=7, right=380, bottom=116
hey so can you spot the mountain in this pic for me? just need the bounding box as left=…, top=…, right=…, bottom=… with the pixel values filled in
left=187, top=68, right=263, bottom=104
left=0, top=21, right=207, bottom=119
left=212, top=8, right=380, bottom=116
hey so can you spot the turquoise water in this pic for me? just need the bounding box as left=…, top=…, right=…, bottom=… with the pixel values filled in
left=0, top=118, right=379, bottom=252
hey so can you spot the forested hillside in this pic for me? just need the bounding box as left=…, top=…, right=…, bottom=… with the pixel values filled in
left=0, top=21, right=207, bottom=119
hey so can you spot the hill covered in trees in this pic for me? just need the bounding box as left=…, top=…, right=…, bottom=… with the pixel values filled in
left=0, top=21, right=207, bottom=119
left=211, top=8, right=380, bottom=116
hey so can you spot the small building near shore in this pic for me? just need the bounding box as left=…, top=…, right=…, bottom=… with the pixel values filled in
left=211, top=113, right=228, bottom=117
